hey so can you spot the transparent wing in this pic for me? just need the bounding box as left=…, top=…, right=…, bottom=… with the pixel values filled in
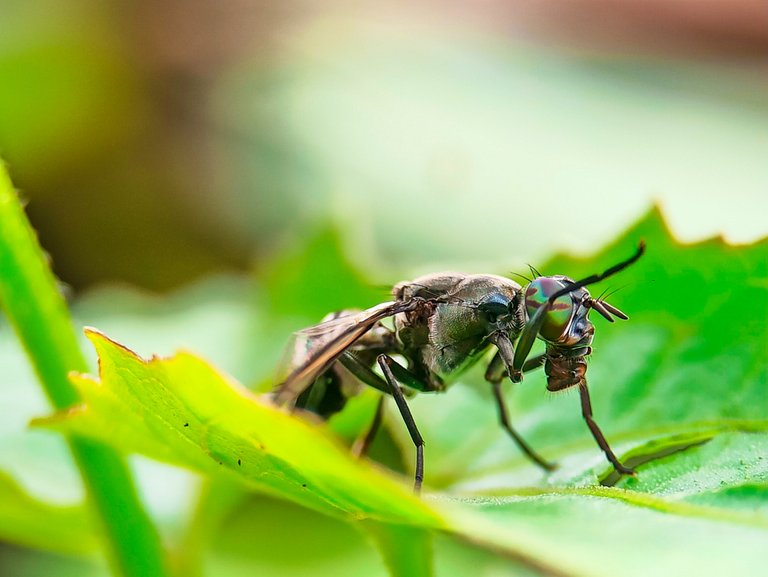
left=273, top=301, right=408, bottom=406
left=275, top=305, right=389, bottom=380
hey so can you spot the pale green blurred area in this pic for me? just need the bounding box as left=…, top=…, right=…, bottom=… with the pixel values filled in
left=1, top=0, right=767, bottom=574
left=0, top=0, right=766, bottom=290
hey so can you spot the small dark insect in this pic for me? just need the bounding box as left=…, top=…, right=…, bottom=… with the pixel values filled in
left=273, top=243, right=645, bottom=492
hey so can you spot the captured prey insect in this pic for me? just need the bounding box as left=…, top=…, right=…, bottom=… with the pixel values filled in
left=273, top=243, right=645, bottom=492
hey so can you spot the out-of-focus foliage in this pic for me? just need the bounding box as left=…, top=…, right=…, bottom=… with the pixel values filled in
left=3, top=209, right=766, bottom=576
left=1, top=2, right=767, bottom=291
left=0, top=472, right=94, bottom=556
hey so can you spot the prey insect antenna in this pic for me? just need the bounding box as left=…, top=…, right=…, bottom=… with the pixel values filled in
left=547, top=242, right=645, bottom=303
left=595, top=287, right=610, bottom=301
left=599, top=284, right=630, bottom=302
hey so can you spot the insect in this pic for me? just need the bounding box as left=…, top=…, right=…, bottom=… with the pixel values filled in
left=274, top=243, right=645, bottom=492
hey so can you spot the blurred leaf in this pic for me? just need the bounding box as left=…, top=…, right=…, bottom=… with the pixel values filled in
left=261, top=226, right=386, bottom=321
left=0, top=470, right=95, bottom=556
left=0, top=544, right=107, bottom=577
left=364, top=523, right=433, bottom=577
left=201, top=492, right=389, bottom=577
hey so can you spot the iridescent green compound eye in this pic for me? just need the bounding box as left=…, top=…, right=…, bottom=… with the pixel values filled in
left=524, top=277, right=575, bottom=342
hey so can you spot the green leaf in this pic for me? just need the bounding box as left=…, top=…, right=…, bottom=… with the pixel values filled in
left=261, top=226, right=386, bottom=320
left=0, top=470, right=95, bottom=555
left=30, top=208, right=768, bottom=576
left=363, top=523, right=433, bottom=577
left=36, top=329, right=443, bottom=528
left=0, top=160, right=168, bottom=576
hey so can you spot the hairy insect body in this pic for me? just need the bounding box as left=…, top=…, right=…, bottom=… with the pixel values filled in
left=396, top=274, right=524, bottom=382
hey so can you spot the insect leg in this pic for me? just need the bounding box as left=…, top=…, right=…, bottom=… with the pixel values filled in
left=334, top=352, right=392, bottom=457
left=522, top=354, right=547, bottom=373
left=578, top=382, right=635, bottom=476
left=485, top=351, right=546, bottom=383
left=337, top=351, right=434, bottom=464
left=351, top=396, right=385, bottom=458
left=337, top=351, right=390, bottom=394
left=491, top=382, right=556, bottom=471
left=484, top=351, right=506, bottom=383
left=377, top=354, right=426, bottom=494
left=487, top=337, right=555, bottom=471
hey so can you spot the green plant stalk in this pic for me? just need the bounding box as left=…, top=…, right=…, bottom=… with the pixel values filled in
left=364, top=522, right=434, bottom=577
left=0, top=162, right=168, bottom=577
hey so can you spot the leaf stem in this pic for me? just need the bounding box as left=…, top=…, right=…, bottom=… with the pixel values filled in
left=0, top=161, right=169, bottom=576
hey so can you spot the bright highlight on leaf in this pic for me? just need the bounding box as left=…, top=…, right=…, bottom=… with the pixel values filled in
left=36, top=329, right=443, bottom=528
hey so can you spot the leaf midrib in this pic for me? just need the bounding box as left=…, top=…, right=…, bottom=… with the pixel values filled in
left=444, top=485, right=768, bottom=529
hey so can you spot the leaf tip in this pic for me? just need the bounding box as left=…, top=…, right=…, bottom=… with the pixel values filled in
left=83, top=325, right=105, bottom=340
left=84, top=327, right=144, bottom=363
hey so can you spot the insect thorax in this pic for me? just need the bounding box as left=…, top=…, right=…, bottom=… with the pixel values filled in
left=395, top=273, right=524, bottom=381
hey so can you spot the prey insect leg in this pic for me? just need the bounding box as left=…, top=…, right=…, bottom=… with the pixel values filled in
left=377, top=354, right=426, bottom=494
left=485, top=351, right=547, bottom=382
left=578, top=382, right=634, bottom=476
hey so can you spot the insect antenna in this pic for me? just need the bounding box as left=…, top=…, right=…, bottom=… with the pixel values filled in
left=509, top=271, right=532, bottom=283
left=527, top=264, right=544, bottom=278
left=595, top=287, right=610, bottom=301
left=599, top=284, right=630, bottom=302
left=550, top=242, right=645, bottom=302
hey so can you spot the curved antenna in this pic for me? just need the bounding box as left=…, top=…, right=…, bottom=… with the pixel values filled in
left=548, top=242, right=645, bottom=301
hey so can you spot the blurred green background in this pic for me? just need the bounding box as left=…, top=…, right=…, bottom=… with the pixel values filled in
left=1, top=0, right=767, bottom=575
left=1, top=0, right=767, bottom=292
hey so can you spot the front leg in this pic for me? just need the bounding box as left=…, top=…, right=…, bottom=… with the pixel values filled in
left=486, top=337, right=555, bottom=471
left=485, top=350, right=546, bottom=383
